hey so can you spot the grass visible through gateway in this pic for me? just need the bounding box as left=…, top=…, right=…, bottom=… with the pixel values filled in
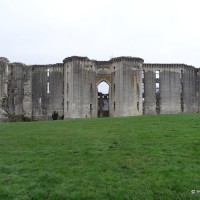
left=0, top=114, right=200, bottom=199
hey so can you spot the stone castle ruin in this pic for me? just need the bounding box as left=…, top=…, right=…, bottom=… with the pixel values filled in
left=0, top=56, right=199, bottom=121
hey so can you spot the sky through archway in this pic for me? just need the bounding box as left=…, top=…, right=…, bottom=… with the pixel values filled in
left=98, top=82, right=109, bottom=94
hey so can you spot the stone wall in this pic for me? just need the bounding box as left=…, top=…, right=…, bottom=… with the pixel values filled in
left=143, top=64, right=198, bottom=114
left=0, top=56, right=199, bottom=122
left=32, top=64, right=64, bottom=120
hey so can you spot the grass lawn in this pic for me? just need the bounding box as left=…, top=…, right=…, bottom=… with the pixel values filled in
left=0, top=114, right=200, bottom=200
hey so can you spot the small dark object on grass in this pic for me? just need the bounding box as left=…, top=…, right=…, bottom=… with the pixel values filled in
left=52, top=111, right=58, bottom=120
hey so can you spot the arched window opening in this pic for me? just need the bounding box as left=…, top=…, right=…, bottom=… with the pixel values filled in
left=97, top=81, right=109, bottom=117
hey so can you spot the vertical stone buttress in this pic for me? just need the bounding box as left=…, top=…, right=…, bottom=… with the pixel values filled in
left=183, top=65, right=198, bottom=113
left=0, top=58, right=9, bottom=121
left=23, top=65, right=32, bottom=117
left=142, top=64, right=155, bottom=114
left=11, top=63, right=26, bottom=115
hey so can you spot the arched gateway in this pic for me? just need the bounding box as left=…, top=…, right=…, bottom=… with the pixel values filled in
left=97, top=81, right=110, bottom=117
left=63, top=56, right=144, bottom=118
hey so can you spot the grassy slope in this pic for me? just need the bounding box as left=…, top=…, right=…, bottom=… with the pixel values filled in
left=0, top=114, right=200, bottom=200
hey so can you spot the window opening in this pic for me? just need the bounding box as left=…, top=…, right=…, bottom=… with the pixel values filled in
left=137, top=102, right=139, bottom=111
left=156, top=83, right=160, bottom=93
left=137, top=83, right=139, bottom=96
left=47, top=82, right=50, bottom=94
left=142, top=70, right=145, bottom=79
left=67, top=83, right=69, bottom=94
left=156, top=70, right=160, bottom=79
left=90, top=104, right=92, bottom=116
left=98, top=81, right=109, bottom=117
left=181, top=98, right=184, bottom=112
left=47, top=68, right=50, bottom=77
left=181, top=70, right=183, bottom=79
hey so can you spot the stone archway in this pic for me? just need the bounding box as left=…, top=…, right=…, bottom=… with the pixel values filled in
left=97, top=80, right=110, bottom=117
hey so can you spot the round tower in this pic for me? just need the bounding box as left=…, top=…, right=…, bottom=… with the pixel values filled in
left=110, top=57, right=144, bottom=117
left=63, top=56, right=97, bottom=118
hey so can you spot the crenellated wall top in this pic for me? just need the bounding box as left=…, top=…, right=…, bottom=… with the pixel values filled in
left=143, top=63, right=195, bottom=69
left=95, top=61, right=111, bottom=66
left=63, top=56, right=90, bottom=63
left=110, top=56, right=144, bottom=63
left=31, top=64, right=63, bottom=72
left=11, top=62, right=26, bottom=66
left=0, top=56, right=197, bottom=70
left=0, top=57, right=9, bottom=63
left=63, top=56, right=144, bottom=65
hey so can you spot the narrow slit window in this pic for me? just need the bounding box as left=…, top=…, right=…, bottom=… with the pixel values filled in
left=156, top=98, right=160, bottom=106
left=142, top=70, right=145, bottom=79
left=137, top=83, right=139, bottom=95
left=90, top=104, right=92, bottom=115
left=47, top=68, right=50, bottom=77
left=142, top=83, right=144, bottom=93
left=90, top=83, right=92, bottom=98
left=156, top=83, right=160, bottom=93
left=181, top=98, right=184, bottom=112
left=47, top=82, right=50, bottom=94
left=114, top=101, right=116, bottom=111
left=67, top=83, right=69, bottom=94
left=181, top=70, right=183, bottom=79
left=181, top=82, right=184, bottom=92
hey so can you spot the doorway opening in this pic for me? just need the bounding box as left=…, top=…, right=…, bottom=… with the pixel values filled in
left=97, top=81, right=109, bottom=117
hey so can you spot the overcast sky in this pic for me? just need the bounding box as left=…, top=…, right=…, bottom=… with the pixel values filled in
left=0, top=0, right=200, bottom=68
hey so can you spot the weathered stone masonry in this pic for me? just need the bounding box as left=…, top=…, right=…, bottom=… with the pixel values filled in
left=0, top=56, right=199, bottom=121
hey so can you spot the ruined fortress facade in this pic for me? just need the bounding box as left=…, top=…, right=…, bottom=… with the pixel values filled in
left=0, top=56, right=199, bottom=121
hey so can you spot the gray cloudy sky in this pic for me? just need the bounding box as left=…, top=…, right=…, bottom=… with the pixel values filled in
left=0, top=0, right=200, bottom=67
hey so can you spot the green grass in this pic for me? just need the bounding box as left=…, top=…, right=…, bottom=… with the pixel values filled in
left=0, top=114, right=200, bottom=200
